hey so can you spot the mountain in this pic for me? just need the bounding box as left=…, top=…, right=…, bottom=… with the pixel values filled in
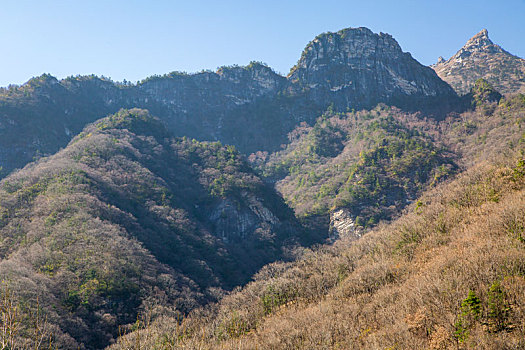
left=288, top=27, right=458, bottom=111
left=0, top=27, right=458, bottom=180
left=109, top=94, right=525, bottom=350
left=0, top=109, right=310, bottom=349
left=0, top=25, right=524, bottom=350
left=432, top=29, right=525, bottom=95
left=5, top=25, right=525, bottom=349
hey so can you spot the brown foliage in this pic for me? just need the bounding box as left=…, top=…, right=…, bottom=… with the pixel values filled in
left=112, top=157, right=525, bottom=349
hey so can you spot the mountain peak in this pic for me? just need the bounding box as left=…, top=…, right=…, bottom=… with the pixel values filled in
left=77, top=108, right=171, bottom=143
left=432, top=29, right=525, bottom=95
left=462, top=28, right=499, bottom=53
left=302, top=27, right=402, bottom=57
left=288, top=26, right=456, bottom=111
left=473, top=28, right=489, bottom=40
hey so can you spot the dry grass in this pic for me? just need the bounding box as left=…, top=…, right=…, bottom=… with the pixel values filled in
left=108, top=158, right=525, bottom=349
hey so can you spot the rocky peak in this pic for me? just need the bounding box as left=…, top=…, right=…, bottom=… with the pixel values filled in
left=289, top=27, right=404, bottom=77
left=468, top=29, right=490, bottom=44
left=455, top=29, right=504, bottom=59
left=288, top=27, right=457, bottom=111
left=432, top=29, right=525, bottom=95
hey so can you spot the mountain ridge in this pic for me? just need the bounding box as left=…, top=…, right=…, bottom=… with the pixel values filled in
left=0, top=26, right=459, bottom=179
left=0, top=25, right=524, bottom=349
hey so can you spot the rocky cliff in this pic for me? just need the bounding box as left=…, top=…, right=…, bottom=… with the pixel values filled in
left=432, top=29, right=525, bottom=95
left=136, top=62, right=287, bottom=141
left=329, top=208, right=361, bottom=241
left=288, top=27, right=457, bottom=109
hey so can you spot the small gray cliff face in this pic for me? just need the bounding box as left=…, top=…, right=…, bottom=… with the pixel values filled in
left=432, top=29, right=525, bottom=95
left=288, top=27, right=457, bottom=108
left=209, top=192, right=279, bottom=243
left=329, top=208, right=361, bottom=242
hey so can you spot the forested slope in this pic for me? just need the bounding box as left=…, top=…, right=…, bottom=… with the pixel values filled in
left=108, top=94, right=525, bottom=350
left=0, top=109, right=308, bottom=349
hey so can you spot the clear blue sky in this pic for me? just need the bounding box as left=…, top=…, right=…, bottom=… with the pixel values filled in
left=1, top=0, right=524, bottom=87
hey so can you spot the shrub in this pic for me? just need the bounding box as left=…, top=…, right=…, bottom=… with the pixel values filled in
left=454, top=290, right=481, bottom=343
left=487, top=280, right=510, bottom=332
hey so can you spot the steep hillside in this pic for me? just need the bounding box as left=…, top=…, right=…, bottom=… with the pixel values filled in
left=432, top=29, right=525, bottom=95
left=440, top=88, right=525, bottom=165
left=0, top=27, right=459, bottom=179
left=109, top=106, right=525, bottom=350
left=254, top=106, right=456, bottom=238
left=0, top=109, right=308, bottom=349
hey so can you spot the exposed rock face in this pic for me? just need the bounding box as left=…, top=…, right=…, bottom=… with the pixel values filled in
left=432, top=29, right=525, bottom=95
left=210, top=199, right=257, bottom=242
left=134, top=63, right=289, bottom=154
left=288, top=27, right=457, bottom=109
left=137, top=63, right=286, bottom=138
left=209, top=193, right=279, bottom=243
left=329, top=208, right=361, bottom=241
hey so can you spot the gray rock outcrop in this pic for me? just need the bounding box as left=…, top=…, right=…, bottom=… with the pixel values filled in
left=329, top=208, right=361, bottom=241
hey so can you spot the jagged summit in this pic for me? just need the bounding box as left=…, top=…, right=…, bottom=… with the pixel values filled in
left=458, top=29, right=505, bottom=57
left=470, top=28, right=490, bottom=42
left=433, top=29, right=525, bottom=95
left=431, top=29, right=502, bottom=66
